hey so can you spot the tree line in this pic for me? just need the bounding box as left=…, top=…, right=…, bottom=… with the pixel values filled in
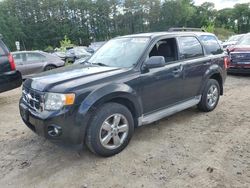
left=0, top=0, right=249, bottom=51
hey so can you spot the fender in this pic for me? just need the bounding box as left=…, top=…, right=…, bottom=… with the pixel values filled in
left=199, top=64, right=224, bottom=95
left=76, top=83, right=143, bottom=127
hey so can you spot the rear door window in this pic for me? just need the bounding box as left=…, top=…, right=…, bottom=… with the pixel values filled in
left=199, top=35, right=223, bottom=55
left=178, top=36, right=204, bottom=60
left=26, top=53, right=45, bottom=62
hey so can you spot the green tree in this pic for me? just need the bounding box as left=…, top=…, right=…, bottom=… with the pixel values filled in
left=60, top=35, right=74, bottom=51
left=0, top=0, right=248, bottom=50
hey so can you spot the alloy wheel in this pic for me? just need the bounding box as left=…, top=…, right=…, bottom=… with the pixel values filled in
left=207, top=84, right=219, bottom=108
left=99, top=113, right=129, bottom=150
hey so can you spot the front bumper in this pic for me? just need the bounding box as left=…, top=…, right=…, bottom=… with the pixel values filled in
left=0, top=71, right=22, bottom=93
left=228, top=67, right=250, bottom=74
left=19, top=100, right=88, bottom=144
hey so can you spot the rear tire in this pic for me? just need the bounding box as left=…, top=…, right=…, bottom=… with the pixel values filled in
left=198, top=79, right=220, bottom=112
left=86, top=102, right=134, bottom=157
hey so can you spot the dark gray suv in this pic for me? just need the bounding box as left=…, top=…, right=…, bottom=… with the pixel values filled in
left=20, top=30, right=228, bottom=157
left=0, top=35, right=22, bottom=93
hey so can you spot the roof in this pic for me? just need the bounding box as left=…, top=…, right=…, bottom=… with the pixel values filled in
left=12, top=50, right=44, bottom=54
left=118, top=31, right=215, bottom=39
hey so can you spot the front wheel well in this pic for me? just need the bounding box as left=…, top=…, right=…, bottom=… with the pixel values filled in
left=89, top=97, right=139, bottom=127
left=209, top=73, right=223, bottom=95
left=108, top=98, right=139, bottom=127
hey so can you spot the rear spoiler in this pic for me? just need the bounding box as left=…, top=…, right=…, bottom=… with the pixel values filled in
left=168, top=27, right=206, bottom=32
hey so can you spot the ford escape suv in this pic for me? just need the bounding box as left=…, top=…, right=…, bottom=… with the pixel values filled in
left=0, top=35, right=22, bottom=93
left=19, top=30, right=228, bottom=157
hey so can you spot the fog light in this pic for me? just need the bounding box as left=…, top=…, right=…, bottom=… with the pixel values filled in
left=48, top=125, right=62, bottom=137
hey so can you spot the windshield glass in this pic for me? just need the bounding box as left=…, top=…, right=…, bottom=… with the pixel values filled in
left=88, top=37, right=149, bottom=68
left=238, top=35, right=250, bottom=45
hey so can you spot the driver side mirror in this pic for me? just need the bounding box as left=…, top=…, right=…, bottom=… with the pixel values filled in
left=144, top=56, right=165, bottom=69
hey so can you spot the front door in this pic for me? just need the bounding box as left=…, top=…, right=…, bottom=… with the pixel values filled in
left=140, top=37, right=184, bottom=114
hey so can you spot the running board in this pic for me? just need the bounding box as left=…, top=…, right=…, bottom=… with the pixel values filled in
left=138, top=96, right=201, bottom=126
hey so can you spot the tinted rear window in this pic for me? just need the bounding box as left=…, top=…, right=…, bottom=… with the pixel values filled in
left=0, top=40, right=9, bottom=56
left=199, top=35, right=223, bottom=55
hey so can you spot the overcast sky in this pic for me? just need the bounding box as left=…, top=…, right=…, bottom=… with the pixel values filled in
left=194, top=0, right=250, bottom=10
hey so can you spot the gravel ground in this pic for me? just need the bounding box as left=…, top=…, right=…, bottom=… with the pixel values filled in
left=0, top=75, right=250, bottom=188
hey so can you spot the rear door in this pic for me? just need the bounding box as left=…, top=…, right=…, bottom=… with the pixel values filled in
left=0, top=39, right=11, bottom=74
left=21, top=52, right=46, bottom=76
left=177, top=36, right=210, bottom=99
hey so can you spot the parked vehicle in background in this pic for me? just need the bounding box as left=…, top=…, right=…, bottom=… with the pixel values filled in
left=228, top=33, right=250, bottom=74
left=12, top=51, right=65, bottom=78
left=19, top=30, right=227, bottom=157
left=83, top=46, right=95, bottom=54
left=0, top=35, right=22, bottom=93
left=52, top=51, right=66, bottom=61
left=65, top=46, right=91, bottom=62
left=89, top=41, right=106, bottom=51
left=222, top=34, right=245, bottom=50
left=73, top=56, right=91, bottom=65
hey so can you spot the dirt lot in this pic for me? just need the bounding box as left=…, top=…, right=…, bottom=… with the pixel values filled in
left=0, top=75, right=250, bottom=188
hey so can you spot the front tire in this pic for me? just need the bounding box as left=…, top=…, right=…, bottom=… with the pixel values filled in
left=86, top=103, right=134, bottom=157
left=198, top=79, right=220, bottom=112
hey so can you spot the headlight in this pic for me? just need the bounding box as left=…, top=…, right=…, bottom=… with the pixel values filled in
left=44, top=93, right=75, bottom=111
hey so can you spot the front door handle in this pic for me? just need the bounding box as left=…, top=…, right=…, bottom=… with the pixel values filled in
left=172, top=64, right=183, bottom=74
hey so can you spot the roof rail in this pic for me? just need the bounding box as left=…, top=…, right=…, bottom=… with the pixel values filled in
left=168, top=27, right=206, bottom=32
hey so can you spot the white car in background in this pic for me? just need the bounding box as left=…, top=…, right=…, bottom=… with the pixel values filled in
left=65, top=46, right=91, bottom=62
left=222, top=34, right=245, bottom=49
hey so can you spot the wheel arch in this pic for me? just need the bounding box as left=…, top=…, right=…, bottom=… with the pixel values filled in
left=76, top=83, right=143, bottom=142
left=209, top=73, right=223, bottom=95
left=200, top=65, right=224, bottom=95
left=44, top=64, right=57, bottom=71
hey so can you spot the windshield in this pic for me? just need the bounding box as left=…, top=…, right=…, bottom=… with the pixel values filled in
left=88, top=37, right=149, bottom=68
left=238, top=35, right=250, bottom=45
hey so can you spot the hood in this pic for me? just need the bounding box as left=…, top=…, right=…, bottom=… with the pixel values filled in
left=24, top=64, right=128, bottom=92
left=229, top=45, right=250, bottom=52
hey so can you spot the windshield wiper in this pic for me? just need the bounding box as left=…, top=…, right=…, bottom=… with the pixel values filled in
left=92, top=62, right=109, bottom=67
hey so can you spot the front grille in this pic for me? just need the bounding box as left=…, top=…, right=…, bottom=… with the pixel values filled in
left=22, top=87, right=44, bottom=112
left=230, top=52, right=250, bottom=61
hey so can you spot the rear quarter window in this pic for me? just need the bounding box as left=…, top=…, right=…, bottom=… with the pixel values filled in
left=0, top=40, right=9, bottom=56
left=199, top=35, right=223, bottom=55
